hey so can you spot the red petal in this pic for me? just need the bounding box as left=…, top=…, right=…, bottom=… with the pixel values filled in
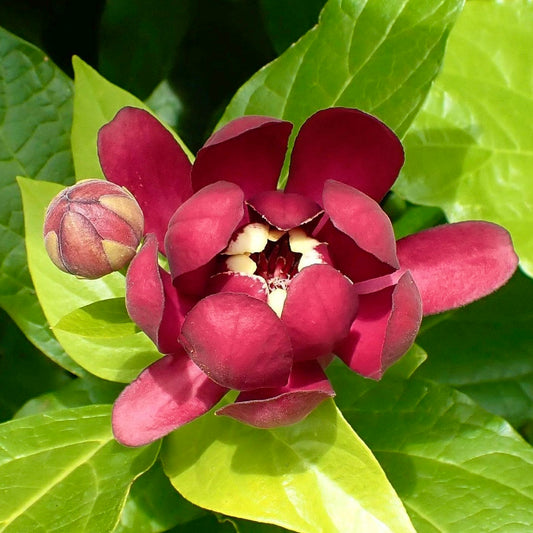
left=126, top=234, right=193, bottom=353
left=112, top=352, right=227, bottom=447
left=316, top=219, right=395, bottom=283
left=322, top=180, right=399, bottom=269
left=208, top=272, right=269, bottom=302
left=248, top=190, right=322, bottom=230
left=281, top=264, right=358, bottom=361
left=98, top=107, right=192, bottom=251
left=165, top=181, right=245, bottom=281
left=179, top=293, right=293, bottom=390
left=191, top=117, right=292, bottom=198
left=396, top=221, right=518, bottom=315
left=336, top=271, right=422, bottom=379
left=286, top=108, right=404, bottom=204
left=216, top=360, right=334, bottom=428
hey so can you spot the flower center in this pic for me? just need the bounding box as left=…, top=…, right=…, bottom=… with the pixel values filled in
left=221, top=223, right=328, bottom=316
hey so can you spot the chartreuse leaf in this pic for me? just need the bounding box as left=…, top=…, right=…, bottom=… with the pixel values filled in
left=220, top=0, right=464, bottom=139
left=329, top=364, right=533, bottom=532
left=395, top=0, right=533, bottom=276
left=54, top=298, right=139, bottom=338
left=162, top=400, right=415, bottom=533
left=19, top=177, right=161, bottom=382
left=71, top=56, right=192, bottom=180
left=416, top=270, right=533, bottom=429
left=0, top=26, right=82, bottom=373
left=0, top=405, right=159, bottom=533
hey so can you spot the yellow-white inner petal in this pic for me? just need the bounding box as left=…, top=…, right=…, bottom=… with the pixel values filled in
left=225, top=223, right=269, bottom=255
left=267, top=228, right=285, bottom=242
left=289, top=228, right=320, bottom=254
left=298, top=248, right=327, bottom=271
left=267, top=287, right=287, bottom=318
left=225, top=254, right=257, bottom=275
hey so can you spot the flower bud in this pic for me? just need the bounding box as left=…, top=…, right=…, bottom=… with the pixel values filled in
left=43, top=179, right=144, bottom=278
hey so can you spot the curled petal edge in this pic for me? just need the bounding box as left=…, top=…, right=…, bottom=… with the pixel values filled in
left=336, top=271, right=422, bottom=379
left=216, top=360, right=334, bottom=428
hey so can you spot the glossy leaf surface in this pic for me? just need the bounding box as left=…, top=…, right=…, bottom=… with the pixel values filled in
left=220, top=0, right=464, bottom=140
left=0, top=406, right=158, bottom=532
left=0, top=27, right=80, bottom=373
left=162, top=400, right=415, bottom=533
left=395, top=0, right=533, bottom=276
left=417, top=271, right=533, bottom=429
left=330, top=363, right=533, bottom=532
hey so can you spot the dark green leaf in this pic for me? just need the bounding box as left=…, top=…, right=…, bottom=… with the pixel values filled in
left=0, top=406, right=159, bottom=532
left=0, top=308, right=71, bottom=422
left=395, top=0, right=533, bottom=276
left=330, top=365, right=533, bottom=532
left=416, top=270, right=533, bottom=429
left=99, top=0, right=192, bottom=100
left=14, top=375, right=123, bottom=419
left=115, top=460, right=206, bottom=533
left=259, top=0, right=324, bottom=54
left=220, top=0, right=464, bottom=143
left=392, top=205, right=446, bottom=240
left=0, top=26, right=82, bottom=373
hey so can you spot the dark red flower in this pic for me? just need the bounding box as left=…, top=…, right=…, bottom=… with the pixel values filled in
left=96, top=107, right=517, bottom=446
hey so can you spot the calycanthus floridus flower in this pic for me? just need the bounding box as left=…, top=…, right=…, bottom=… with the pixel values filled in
left=80, top=106, right=517, bottom=446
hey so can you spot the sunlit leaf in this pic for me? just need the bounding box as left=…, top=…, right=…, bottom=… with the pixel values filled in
left=395, top=0, right=533, bottom=276
left=71, top=56, right=192, bottom=180
left=330, top=365, right=533, bottom=532
left=220, top=0, right=464, bottom=142
left=0, top=406, right=159, bottom=532
left=162, top=400, right=415, bottom=533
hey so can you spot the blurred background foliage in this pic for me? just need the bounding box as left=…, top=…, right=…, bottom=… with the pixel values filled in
left=0, top=0, right=324, bottom=151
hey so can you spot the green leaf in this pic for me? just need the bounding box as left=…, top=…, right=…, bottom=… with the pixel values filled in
left=415, top=270, right=533, bottom=429
left=259, top=0, right=324, bottom=54
left=330, top=367, right=533, bottom=532
left=394, top=0, right=533, bottom=276
left=0, top=26, right=82, bottom=373
left=19, top=177, right=161, bottom=382
left=14, top=375, right=123, bottom=419
left=54, top=298, right=139, bottom=338
left=162, top=400, right=415, bottom=533
left=145, top=80, right=186, bottom=134
left=382, top=344, right=427, bottom=380
left=0, top=308, right=71, bottom=422
left=115, top=460, right=205, bottom=533
left=392, top=205, right=445, bottom=240
left=99, top=0, right=192, bottom=100
left=0, top=405, right=159, bottom=532
left=71, top=56, right=192, bottom=180
left=220, top=0, right=464, bottom=140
